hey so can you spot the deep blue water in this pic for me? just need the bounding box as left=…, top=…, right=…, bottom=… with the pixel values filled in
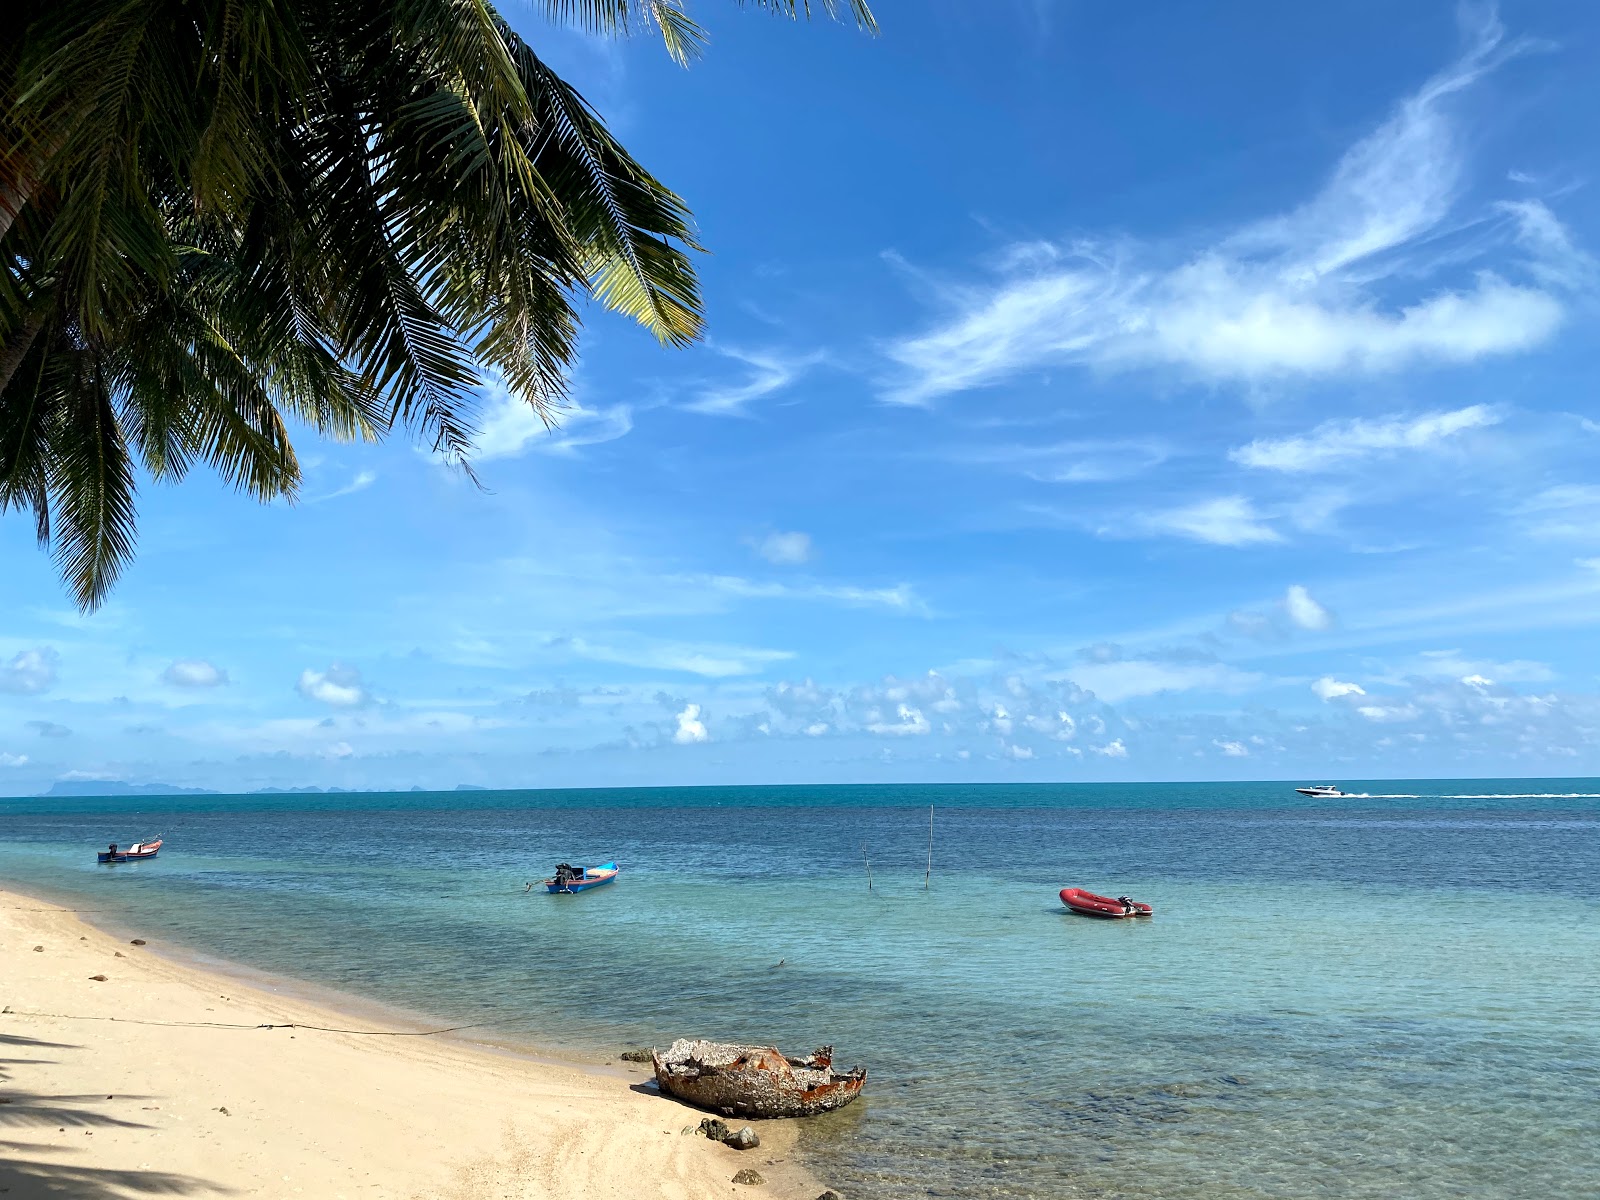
left=3, top=779, right=1598, bottom=1198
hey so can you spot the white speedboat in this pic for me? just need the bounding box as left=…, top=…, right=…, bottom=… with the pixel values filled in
left=1295, top=784, right=1345, bottom=798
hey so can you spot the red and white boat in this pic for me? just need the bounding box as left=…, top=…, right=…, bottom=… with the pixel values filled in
left=1059, top=887, right=1152, bottom=919
left=97, top=838, right=162, bottom=864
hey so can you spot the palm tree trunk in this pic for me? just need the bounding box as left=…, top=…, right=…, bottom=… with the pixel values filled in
left=0, top=302, right=49, bottom=396
left=0, top=168, right=34, bottom=243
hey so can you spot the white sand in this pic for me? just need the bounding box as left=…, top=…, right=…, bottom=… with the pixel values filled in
left=0, top=890, right=824, bottom=1199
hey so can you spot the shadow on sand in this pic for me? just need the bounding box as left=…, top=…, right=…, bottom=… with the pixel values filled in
left=0, top=1030, right=232, bottom=1197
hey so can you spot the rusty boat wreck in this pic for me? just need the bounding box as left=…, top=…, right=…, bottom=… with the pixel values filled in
left=650, top=1039, right=867, bottom=1118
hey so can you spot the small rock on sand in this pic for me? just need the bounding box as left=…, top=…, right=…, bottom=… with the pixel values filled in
left=89, top=974, right=108, bottom=982
left=732, top=1169, right=765, bottom=1186
left=817, top=1191, right=845, bottom=1200
left=726, top=1126, right=760, bottom=1151
left=115, top=951, right=126, bottom=957
left=130, top=939, right=146, bottom=946
left=32, top=945, right=43, bottom=952
left=698, top=1118, right=730, bottom=1142
left=619, top=1048, right=653, bottom=1063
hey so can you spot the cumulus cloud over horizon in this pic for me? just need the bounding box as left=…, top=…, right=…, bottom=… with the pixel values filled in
left=297, top=664, right=371, bottom=708
left=0, top=648, right=59, bottom=695
left=163, top=659, right=229, bottom=688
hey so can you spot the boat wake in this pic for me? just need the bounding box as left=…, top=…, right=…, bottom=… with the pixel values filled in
left=1438, top=792, right=1600, bottom=799
left=1338, top=792, right=1600, bottom=800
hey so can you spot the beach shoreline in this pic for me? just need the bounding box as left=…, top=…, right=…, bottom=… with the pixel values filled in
left=0, top=886, right=825, bottom=1199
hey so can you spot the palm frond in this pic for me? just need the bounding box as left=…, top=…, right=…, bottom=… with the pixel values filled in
left=44, top=348, right=138, bottom=609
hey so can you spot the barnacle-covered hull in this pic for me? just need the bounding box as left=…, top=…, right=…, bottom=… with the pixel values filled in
left=651, top=1039, right=866, bottom=1118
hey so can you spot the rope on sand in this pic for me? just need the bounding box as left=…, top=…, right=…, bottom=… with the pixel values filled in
left=0, top=1006, right=529, bottom=1038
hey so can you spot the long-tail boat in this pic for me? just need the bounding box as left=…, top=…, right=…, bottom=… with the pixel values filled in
left=97, top=838, right=163, bottom=864
left=542, top=861, right=619, bottom=893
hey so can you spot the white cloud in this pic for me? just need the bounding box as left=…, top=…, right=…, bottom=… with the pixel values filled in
left=673, top=703, right=709, bottom=744
left=1231, top=405, right=1502, bottom=472
left=312, top=469, right=378, bottom=502
left=1213, top=739, right=1249, bottom=757
left=0, top=752, right=28, bottom=767
left=683, top=348, right=822, bottom=416
left=1004, top=743, right=1035, bottom=760
left=695, top=574, right=926, bottom=615
left=0, top=647, right=58, bottom=695
left=1063, top=659, right=1263, bottom=704
left=804, top=722, right=829, bottom=737
left=954, top=438, right=1170, bottom=483
left=1313, top=676, right=1367, bottom=701
left=882, top=14, right=1574, bottom=405
left=1284, top=584, right=1334, bottom=631
left=163, top=659, right=229, bottom=688
left=296, top=664, right=370, bottom=708
left=1357, top=703, right=1422, bottom=722
left=470, top=376, right=632, bottom=460
left=1406, top=649, right=1554, bottom=683
left=562, top=636, right=794, bottom=678
left=751, top=531, right=813, bottom=566
left=1516, top=485, right=1600, bottom=541
left=326, top=741, right=355, bottom=759
left=1129, top=496, right=1282, bottom=547
left=867, top=704, right=932, bottom=736
left=1093, top=738, right=1128, bottom=758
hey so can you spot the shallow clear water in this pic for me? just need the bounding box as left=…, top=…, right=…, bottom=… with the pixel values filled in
left=3, top=780, right=1598, bottom=1198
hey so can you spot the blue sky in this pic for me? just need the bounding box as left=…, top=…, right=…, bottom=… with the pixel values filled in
left=5, top=0, right=1600, bottom=793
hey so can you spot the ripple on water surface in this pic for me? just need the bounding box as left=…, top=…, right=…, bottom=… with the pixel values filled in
left=2, top=785, right=1598, bottom=1199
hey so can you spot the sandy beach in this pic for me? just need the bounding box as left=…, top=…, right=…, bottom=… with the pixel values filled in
left=0, top=889, right=818, bottom=1200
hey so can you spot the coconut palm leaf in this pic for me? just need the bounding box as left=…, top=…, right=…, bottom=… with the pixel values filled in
left=2, top=0, right=877, bottom=607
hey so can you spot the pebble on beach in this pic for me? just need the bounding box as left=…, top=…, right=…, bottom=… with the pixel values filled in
left=726, top=1126, right=760, bottom=1150
left=89, top=974, right=108, bottom=981
left=619, top=1048, right=653, bottom=1063
left=130, top=939, right=146, bottom=946
left=731, top=1168, right=764, bottom=1186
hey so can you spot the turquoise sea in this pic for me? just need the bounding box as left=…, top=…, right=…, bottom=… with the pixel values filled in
left=2, top=780, right=1598, bottom=1199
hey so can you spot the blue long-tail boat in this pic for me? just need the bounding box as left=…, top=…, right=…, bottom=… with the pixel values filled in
left=543, top=861, right=619, bottom=894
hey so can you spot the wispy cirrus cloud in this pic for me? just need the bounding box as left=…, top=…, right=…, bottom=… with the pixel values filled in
left=749, top=531, right=813, bottom=565
left=1124, top=495, right=1283, bottom=547
left=881, top=10, right=1577, bottom=406
left=1231, top=405, right=1502, bottom=472
left=694, top=573, right=928, bottom=615
left=558, top=635, right=794, bottom=678
left=949, top=438, right=1171, bottom=483
left=311, top=470, right=378, bottom=503
left=682, top=347, right=824, bottom=416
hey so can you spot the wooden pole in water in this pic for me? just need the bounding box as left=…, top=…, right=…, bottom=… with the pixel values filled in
left=925, top=803, right=934, bottom=890
left=861, top=841, right=873, bottom=891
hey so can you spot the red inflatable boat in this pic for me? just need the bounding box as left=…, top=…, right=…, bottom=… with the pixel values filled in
left=1060, top=887, right=1153, bottom=919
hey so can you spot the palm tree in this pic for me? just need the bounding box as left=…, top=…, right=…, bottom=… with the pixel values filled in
left=0, top=0, right=875, bottom=607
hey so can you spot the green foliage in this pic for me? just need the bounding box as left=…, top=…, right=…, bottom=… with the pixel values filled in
left=0, top=0, right=874, bottom=607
